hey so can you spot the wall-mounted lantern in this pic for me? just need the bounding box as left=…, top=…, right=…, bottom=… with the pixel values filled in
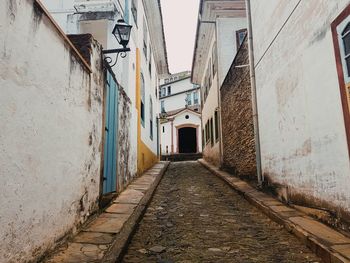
left=103, top=19, right=132, bottom=67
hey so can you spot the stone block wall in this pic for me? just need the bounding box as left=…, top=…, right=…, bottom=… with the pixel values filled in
left=220, top=38, right=256, bottom=179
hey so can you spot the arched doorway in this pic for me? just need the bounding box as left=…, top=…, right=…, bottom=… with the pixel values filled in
left=178, top=127, right=197, bottom=153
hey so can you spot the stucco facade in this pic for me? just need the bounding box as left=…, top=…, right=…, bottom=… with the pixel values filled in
left=42, top=0, right=169, bottom=176
left=159, top=74, right=202, bottom=155
left=191, top=0, right=247, bottom=166
left=0, top=1, right=104, bottom=262
left=251, top=0, right=350, bottom=220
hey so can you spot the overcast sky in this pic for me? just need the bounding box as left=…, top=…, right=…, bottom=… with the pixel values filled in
left=161, top=0, right=200, bottom=74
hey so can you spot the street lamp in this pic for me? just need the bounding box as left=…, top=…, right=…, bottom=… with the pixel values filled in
left=103, top=19, right=132, bottom=67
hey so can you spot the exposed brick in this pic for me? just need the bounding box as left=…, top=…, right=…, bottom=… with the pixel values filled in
left=220, top=38, right=256, bottom=179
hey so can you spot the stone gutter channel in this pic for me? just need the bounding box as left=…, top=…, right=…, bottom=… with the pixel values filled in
left=198, top=159, right=350, bottom=263
left=44, top=161, right=170, bottom=263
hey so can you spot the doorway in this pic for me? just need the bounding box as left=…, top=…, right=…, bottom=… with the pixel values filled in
left=103, top=70, right=118, bottom=194
left=178, top=127, right=197, bottom=153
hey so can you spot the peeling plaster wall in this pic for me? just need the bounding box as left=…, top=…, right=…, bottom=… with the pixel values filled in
left=0, top=1, right=104, bottom=262
left=116, top=84, right=135, bottom=192
left=251, top=0, right=350, bottom=215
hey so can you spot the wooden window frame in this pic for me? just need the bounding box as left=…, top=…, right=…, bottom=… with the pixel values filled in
left=214, top=110, right=219, bottom=142
left=140, top=73, right=145, bottom=127
left=331, top=4, right=350, bottom=158
left=212, top=42, right=217, bottom=77
left=149, top=97, right=153, bottom=140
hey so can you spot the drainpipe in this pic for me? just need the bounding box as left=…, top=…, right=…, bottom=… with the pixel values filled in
left=214, top=22, right=224, bottom=168
left=157, top=116, right=160, bottom=158
left=171, top=119, right=174, bottom=154
left=246, top=0, right=263, bottom=185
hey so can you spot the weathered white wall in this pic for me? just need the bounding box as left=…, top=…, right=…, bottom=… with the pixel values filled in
left=43, top=0, right=165, bottom=168
left=138, top=1, right=160, bottom=156
left=217, top=17, right=247, bottom=86
left=0, top=1, right=104, bottom=262
left=41, top=0, right=75, bottom=29
left=251, top=0, right=350, bottom=213
left=198, top=16, right=246, bottom=165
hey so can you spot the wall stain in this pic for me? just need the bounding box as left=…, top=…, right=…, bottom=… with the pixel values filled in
left=32, top=2, right=43, bottom=33
left=8, top=0, right=17, bottom=24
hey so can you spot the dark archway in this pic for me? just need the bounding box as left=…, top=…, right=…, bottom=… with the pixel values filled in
left=178, top=127, right=197, bottom=153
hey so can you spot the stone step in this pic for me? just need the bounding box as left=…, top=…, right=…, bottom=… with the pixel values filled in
left=161, top=153, right=203, bottom=162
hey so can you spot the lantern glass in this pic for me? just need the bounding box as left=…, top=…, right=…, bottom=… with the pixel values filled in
left=112, top=19, right=132, bottom=48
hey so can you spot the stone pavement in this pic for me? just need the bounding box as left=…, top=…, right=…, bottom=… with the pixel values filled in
left=199, top=159, right=350, bottom=263
left=43, top=161, right=169, bottom=263
left=122, top=161, right=322, bottom=263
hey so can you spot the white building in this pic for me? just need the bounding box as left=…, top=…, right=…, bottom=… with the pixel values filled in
left=41, top=0, right=169, bottom=176
left=191, top=0, right=247, bottom=165
left=250, top=1, right=350, bottom=221
left=159, top=72, right=202, bottom=155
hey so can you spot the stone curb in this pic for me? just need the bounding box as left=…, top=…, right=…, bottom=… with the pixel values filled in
left=198, top=159, right=350, bottom=263
left=44, top=161, right=170, bottom=263
left=105, top=161, right=170, bottom=263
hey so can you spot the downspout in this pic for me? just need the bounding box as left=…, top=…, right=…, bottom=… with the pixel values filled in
left=157, top=116, right=160, bottom=158
left=171, top=119, right=174, bottom=154
left=214, top=21, right=224, bottom=168
left=246, top=0, right=263, bottom=185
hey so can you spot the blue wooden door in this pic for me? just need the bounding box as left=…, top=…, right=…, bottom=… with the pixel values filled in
left=103, top=71, right=118, bottom=194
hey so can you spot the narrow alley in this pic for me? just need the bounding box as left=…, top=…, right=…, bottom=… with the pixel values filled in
left=5, top=1, right=350, bottom=262
left=121, top=162, right=320, bottom=263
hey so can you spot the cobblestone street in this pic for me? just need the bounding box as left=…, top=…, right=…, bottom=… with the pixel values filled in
left=121, top=162, right=321, bottom=263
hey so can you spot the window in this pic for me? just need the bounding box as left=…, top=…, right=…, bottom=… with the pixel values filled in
left=161, top=100, right=165, bottom=113
left=131, top=0, right=137, bottom=25
left=212, top=42, right=217, bottom=77
left=208, top=59, right=212, bottom=88
left=150, top=97, right=153, bottom=140
left=342, top=23, right=350, bottom=77
left=167, top=86, right=171, bottom=95
left=202, top=129, right=204, bottom=148
left=210, top=118, right=214, bottom=146
left=193, top=91, right=199, bottom=105
left=163, top=126, right=165, bottom=133
left=214, top=110, right=219, bottom=141
left=236, top=29, right=247, bottom=48
left=332, top=9, right=350, bottom=155
left=140, top=73, right=145, bottom=126
left=155, top=86, right=157, bottom=98
left=186, top=93, right=192, bottom=106
left=161, top=87, right=166, bottom=97
left=143, top=18, right=148, bottom=58
left=205, top=122, right=209, bottom=143
left=149, top=49, right=152, bottom=76
left=203, top=78, right=208, bottom=101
